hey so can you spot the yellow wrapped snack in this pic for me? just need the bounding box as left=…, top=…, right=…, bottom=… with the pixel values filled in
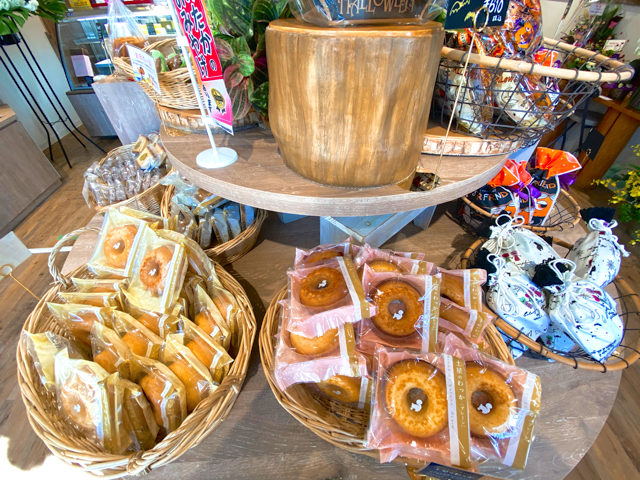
left=110, top=310, right=163, bottom=359
left=90, top=322, right=133, bottom=374
left=120, top=377, right=159, bottom=450
left=181, top=319, right=233, bottom=383
left=58, top=291, right=120, bottom=308
left=47, top=303, right=114, bottom=348
left=193, top=284, right=230, bottom=350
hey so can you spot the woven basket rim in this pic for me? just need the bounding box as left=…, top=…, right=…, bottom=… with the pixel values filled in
left=17, top=261, right=256, bottom=477
left=460, top=237, right=640, bottom=371
left=461, top=189, right=581, bottom=233
left=259, top=284, right=513, bottom=459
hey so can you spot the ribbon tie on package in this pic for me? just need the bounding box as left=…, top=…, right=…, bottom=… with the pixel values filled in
left=531, top=147, right=582, bottom=182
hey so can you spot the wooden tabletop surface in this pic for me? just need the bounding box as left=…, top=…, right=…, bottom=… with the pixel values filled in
left=593, top=96, right=640, bottom=122
left=160, top=127, right=509, bottom=217
left=52, top=208, right=622, bottom=480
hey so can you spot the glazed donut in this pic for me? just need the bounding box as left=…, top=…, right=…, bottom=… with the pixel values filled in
left=371, top=280, right=422, bottom=337
left=121, top=331, right=150, bottom=356
left=466, top=363, right=516, bottom=437
left=140, top=246, right=174, bottom=296
left=60, top=366, right=103, bottom=431
left=299, top=267, right=348, bottom=308
left=367, top=260, right=404, bottom=273
left=103, top=225, right=138, bottom=268
left=317, top=375, right=361, bottom=403
left=168, top=360, right=207, bottom=411
left=384, top=360, right=448, bottom=438
left=94, top=347, right=119, bottom=373
left=139, top=372, right=169, bottom=426
left=301, top=250, right=341, bottom=266
left=289, top=328, right=339, bottom=356
left=186, top=339, right=214, bottom=368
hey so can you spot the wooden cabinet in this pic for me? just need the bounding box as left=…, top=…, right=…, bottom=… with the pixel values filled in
left=0, top=105, right=61, bottom=236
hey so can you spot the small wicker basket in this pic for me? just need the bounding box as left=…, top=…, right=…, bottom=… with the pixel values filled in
left=461, top=237, right=640, bottom=372
left=84, top=144, right=173, bottom=215
left=259, top=285, right=513, bottom=461
left=160, top=184, right=267, bottom=266
left=460, top=189, right=581, bottom=235
left=17, top=228, right=257, bottom=477
left=112, top=39, right=198, bottom=111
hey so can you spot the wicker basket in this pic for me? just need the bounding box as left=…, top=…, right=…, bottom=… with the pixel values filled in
left=259, top=285, right=513, bottom=461
left=160, top=185, right=267, bottom=266
left=434, top=37, right=634, bottom=145
left=17, top=228, right=257, bottom=477
left=112, top=39, right=198, bottom=110
left=461, top=237, right=640, bottom=372
left=84, top=144, right=173, bottom=215
left=460, top=189, right=581, bottom=235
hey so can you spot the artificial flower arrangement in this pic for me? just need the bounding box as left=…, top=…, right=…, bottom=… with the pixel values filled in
left=0, top=0, right=66, bottom=36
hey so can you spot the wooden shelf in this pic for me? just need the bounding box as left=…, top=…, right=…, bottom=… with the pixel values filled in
left=161, top=127, right=510, bottom=217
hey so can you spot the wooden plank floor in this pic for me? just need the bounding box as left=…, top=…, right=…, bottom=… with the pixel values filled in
left=0, top=134, right=638, bottom=479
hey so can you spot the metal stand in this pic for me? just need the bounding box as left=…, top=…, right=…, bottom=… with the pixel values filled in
left=0, top=33, right=106, bottom=168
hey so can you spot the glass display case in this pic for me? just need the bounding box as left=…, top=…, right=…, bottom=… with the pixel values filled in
left=56, top=2, right=176, bottom=90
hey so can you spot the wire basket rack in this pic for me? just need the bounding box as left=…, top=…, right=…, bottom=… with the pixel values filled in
left=433, top=37, right=634, bottom=145
left=461, top=237, right=640, bottom=371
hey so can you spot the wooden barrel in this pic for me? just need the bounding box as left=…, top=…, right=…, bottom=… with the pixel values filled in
left=266, top=19, right=444, bottom=188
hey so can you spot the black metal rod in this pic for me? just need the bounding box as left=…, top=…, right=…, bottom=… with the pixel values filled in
left=16, top=29, right=106, bottom=154
left=0, top=44, right=72, bottom=167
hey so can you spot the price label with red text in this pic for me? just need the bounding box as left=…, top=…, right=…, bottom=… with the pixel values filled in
left=170, top=0, right=233, bottom=133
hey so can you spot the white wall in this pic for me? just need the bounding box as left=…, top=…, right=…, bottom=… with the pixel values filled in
left=0, top=17, right=82, bottom=151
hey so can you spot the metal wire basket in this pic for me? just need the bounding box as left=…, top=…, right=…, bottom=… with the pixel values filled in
left=433, top=37, right=634, bottom=145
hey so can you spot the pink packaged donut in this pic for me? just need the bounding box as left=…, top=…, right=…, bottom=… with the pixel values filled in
left=354, top=244, right=437, bottom=277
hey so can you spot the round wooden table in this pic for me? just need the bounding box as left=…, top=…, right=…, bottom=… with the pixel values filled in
left=53, top=210, right=620, bottom=480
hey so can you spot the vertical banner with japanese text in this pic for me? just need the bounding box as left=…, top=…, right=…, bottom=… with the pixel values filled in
left=170, top=0, right=233, bottom=134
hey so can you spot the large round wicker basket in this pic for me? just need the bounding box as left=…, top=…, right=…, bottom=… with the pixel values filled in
left=16, top=228, right=257, bottom=477
left=160, top=185, right=267, bottom=266
left=84, top=144, right=172, bottom=215
left=259, top=285, right=514, bottom=461
left=461, top=237, right=640, bottom=372
left=112, top=39, right=198, bottom=110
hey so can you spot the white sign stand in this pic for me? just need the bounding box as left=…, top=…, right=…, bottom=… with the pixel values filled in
left=168, top=4, right=238, bottom=169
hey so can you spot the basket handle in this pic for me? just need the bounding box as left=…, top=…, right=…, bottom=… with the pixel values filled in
left=48, top=227, right=100, bottom=288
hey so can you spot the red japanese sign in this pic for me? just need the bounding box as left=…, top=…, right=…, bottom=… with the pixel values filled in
left=170, top=0, right=222, bottom=81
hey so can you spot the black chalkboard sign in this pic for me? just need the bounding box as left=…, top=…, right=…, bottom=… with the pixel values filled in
left=418, top=463, right=486, bottom=479
left=445, top=0, right=511, bottom=30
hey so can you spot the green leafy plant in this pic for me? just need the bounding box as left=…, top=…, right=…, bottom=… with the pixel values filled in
left=593, top=145, right=640, bottom=245
left=0, top=0, right=67, bottom=36
left=205, top=0, right=290, bottom=120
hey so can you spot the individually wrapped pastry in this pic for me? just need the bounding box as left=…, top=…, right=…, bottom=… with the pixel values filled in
left=243, top=205, right=255, bottom=229
left=193, top=283, right=231, bottom=350
left=122, top=290, right=184, bottom=337
left=193, top=193, right=227, bottom=218
left=122, top=355, right=187, bottom=436
left=287, top=256, right=374, bottom=337
left=567, top=209, right=629, bottom=288
left=71, top=277, right=125, bottom=293
left=180, top=319, right=233, bottom=383
left=481, top=215, right=559, bottom=277
left=119, top=206, right=168, bottom=230
left=223, top=203, right=242, bottom=238
left=169, top=201, right=198, bottom=239
left=120, top=377, right=159, bottom=450
left=354, top=244, right=436, bottom=277
left=54, top=350, right=113, bottom=447
left=439, top=298, right=493, bottom=345
left=533, top=260, right=623, bottom=362
left=91, top=322, right=133, bottom=374
left=157, top=229, right=213, bottom=279
left=274, top=302, right=368, bottom=391
left=102, top=373, right=136, bottom=454
left=474, top=250, right=549, bottom=344
left=315, top=374, right=371, bottom=409
left=359, top=266, right=441, bottom=353
left=128, top=227, right=188, bottom=312
left=366, top=345, right=471, bottom=468
left=439, top=268, right=486, bottom=311
left=198, top=216, right=213, bottom=249
left=211, top=209, right=230, bottom=244
left=294, top=240, right=360, bottom=268
left=443, top=334, right=541, bottom=470
left=47, top=303, right=114, bottom=348
left=88, top=208, right=147, bottom=277
left=58, top=291, right=120, bottom=308
left=110, top=310, right=163, bottom=359
left=22, top=332, right=84, bottom=392
left=161, top=333, right=216, bottom=412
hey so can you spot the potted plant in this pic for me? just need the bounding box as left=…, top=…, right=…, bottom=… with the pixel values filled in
left=0, top=0, right=66, bottom=39
left=205, top=0, right=290, bottom=123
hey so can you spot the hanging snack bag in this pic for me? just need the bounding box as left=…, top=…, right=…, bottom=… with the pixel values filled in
left=88, top=208, right=148, bottom=278
left=107, top=0, right=147, bottom=58
left=161, top=333, right=217, bottom=412
left=443, top=334, right=541, bottom=469
left=294, top=240, right=360, bottom=267
left=567, top=209, right=629, bottom=288
left=274, top=302, right=367, bottom=390
left=128, top=227, right=188, bottom=313
left=287, top=256, right=374, bottom=338
left=179, top=319, right=233, bottom=383
left=366, top=345, right=471, bottom=468
left=359, top=266, right=441, bottom=354
left=91, top=322, right=133, bottom=374
left=22, top=332, right=84, bottom=392
left=120, top=377, right=159, bottom=450
left=354, top=244, right=436, bottom=277
left=532, top=260, right=623, bottom=362
left=110, top=310, right=163, bottom=359
left=47, top=303, right=114, bottom=348
left=439, top=268, right=486, bottom=312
